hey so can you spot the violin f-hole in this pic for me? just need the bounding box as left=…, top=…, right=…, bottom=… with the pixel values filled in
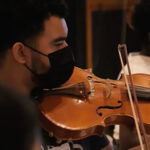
left=96, top=100, right=123, bottom=116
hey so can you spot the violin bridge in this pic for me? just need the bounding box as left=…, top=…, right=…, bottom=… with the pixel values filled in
left=87, top=76, right=95, bottom=96
left=104, top=79, right=113, bottom=99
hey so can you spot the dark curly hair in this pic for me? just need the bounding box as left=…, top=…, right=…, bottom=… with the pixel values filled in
left=0, top=0, right=67, bottom=54
left=132, top=1, right=150, bottom=47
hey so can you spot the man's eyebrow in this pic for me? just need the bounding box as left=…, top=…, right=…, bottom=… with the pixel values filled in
left=52, top=37, right=67, bottom=43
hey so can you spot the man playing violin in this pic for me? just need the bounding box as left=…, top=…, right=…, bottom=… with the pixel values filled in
left=0, top=0, right=113, bottom=149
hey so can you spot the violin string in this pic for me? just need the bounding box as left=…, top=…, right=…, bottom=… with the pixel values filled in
left=134, top=86, right=150, bottom=98
left=118, top=45, right=145, bottom=150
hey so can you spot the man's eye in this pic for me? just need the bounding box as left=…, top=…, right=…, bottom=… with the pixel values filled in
left=54, top=43, right=63, bottom=46
left=54, top=41, right=67, bottom=48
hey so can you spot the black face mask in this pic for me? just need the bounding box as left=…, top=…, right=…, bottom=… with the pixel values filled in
left=24, top=43, right=75, bottom=89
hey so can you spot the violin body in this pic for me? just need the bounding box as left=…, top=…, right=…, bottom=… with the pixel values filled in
left=39, top=67, right=150, bottom=141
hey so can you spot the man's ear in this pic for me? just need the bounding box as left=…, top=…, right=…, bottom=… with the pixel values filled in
left=11, top=42, right=27, bottom=64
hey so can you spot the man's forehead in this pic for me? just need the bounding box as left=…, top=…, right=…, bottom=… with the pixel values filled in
left=42, top=16, right=68, bottom=36
left=44, top=16, right=67, bottom=29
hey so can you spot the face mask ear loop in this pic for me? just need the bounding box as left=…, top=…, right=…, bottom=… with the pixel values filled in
left=22, top=42, right=48, bottom=57
left=24, top=64, right=38, bottom=76
left=22, top=43, right=49, bottom=76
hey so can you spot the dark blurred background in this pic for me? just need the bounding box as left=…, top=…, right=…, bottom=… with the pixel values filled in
left=66, top=0, right=141, bottom=79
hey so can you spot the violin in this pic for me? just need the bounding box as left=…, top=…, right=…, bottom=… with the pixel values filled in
left=38, top=67, right=150, bottom=141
